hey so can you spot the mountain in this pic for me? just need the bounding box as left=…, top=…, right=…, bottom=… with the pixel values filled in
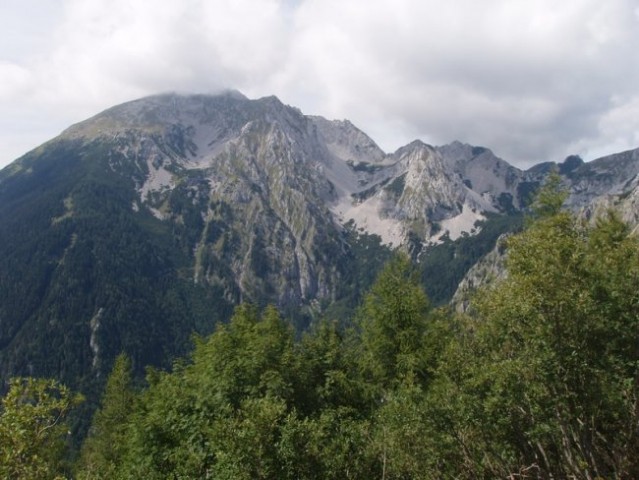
left=451, top=147, right=639, bottom=312
left=1, top=91, right=637, bottom=394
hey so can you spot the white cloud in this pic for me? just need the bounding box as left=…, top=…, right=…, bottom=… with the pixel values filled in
left=1, top=0, right=638, bottom=168
left=45, top=0, right=288, bottom=94
left=586, top=95, right=639, bottom=158
left=0, top=62, right=36, bottom=99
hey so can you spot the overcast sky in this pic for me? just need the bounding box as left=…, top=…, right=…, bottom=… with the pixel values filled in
left=1, top=0, right=638, bottom=168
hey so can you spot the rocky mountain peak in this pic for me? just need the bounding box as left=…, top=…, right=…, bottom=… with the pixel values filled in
left=61, top=91, right=247, bottom=139
left=310, top=116, right=386, bottom=165
left=559, top=155, right=584, bottom=174
left=2, top=89, right=639, bottom=396
left=392, top=139, right=433, bottom=158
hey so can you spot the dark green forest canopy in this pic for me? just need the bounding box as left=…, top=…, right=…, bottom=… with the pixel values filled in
left=4, top=202, right=639, bottom=479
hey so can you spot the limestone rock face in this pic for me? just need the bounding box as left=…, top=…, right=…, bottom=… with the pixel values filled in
left=62, top=93, right=348, bottom=306
left=53, top=93, right=533, bottom=306
left=60, top=93, right=639, bottom=309
left=27, top=92, right=639, bottom=311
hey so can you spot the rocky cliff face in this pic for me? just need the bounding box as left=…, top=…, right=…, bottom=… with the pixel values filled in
left=565, top=148, right=639, bottom=210
left=59, top=93, right=350, bottom=307
left=52, top=92, right=539, bottom=306
left=33, top=92, right=639, bottom=307
left=451, top=234, right=510, bottom=313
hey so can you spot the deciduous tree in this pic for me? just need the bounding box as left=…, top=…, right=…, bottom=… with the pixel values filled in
left=0, top=377, right=82, bottom=479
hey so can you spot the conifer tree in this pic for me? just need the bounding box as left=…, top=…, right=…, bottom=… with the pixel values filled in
left=76, top=353, right=135, bottom=479
left=358, top=253, right=431, bottom=388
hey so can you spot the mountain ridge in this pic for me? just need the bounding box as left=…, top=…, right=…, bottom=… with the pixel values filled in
left=1, top=91, right=638, bottom=394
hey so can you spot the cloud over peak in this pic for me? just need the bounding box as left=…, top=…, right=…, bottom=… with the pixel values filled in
left=1, top=0, right=638, bottom=167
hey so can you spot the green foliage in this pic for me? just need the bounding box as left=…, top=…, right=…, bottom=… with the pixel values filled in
left=73, top=209, right=639, bottom=477
left=385, top=173, right=407, bottom=198
left=434, top=209, right=639, bottom=478
left=358, top=253, right=432, bottom=387
left=346, top=160, right=384, bottom=174
left=0, top=377, right=83, bottom=479
left=321, top=220, right=393, bottom=320
left=66, top=257, right=445, bottom=478
left=110, top=304, right=297, bottom=478
left=0, top=138, right=234, bottom=439
left=2, top=196, right=636, bottom=479
left=530, top=170, right=567, bottom=219
left=420, top=212, right=523, bottom=305
left=75, top=354, right=135, bottom=479
left=278, top=407, right=376, bottom=479
left=294, top=319, right=366, bottom=415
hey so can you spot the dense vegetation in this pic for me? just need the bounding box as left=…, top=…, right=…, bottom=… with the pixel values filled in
left=2, top=181, right=639, bottom=478
left=419, top=211, right=524, bottom=305
left=0, top=140, right=235, bottom=398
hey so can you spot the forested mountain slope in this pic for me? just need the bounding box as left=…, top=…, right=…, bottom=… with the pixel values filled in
left=5, top=197, right=639, bottom=478
left=0, top=91, right=637, bottom=398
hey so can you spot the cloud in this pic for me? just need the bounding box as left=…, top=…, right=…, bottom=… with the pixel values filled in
left=48, top=0, right=288, bottom=93
left=275, top=0, right=639, bottom=165
left=590, top=95, right=639, bottom=157
left=0, top=62, right=36, bottom=99
left=1, top=0, right=638, bottom=168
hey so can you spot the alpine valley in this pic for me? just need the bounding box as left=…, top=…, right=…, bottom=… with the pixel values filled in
left=1, top=90, right=638, bottom=395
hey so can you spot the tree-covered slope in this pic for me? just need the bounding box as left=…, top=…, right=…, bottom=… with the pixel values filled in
left=71, top=205, right=639, bottom=479
left=0, top=92, right=517, bottom=393
left=0, top=138, right=234, bottom=393
left=18, top=203, right=628, bottom=479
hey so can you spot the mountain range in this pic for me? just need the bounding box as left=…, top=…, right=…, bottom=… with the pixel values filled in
left=1, top=90, right=638, bottom=393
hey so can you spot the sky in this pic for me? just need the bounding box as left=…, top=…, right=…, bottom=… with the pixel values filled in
left=1, top=0, right=638, bottom=169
